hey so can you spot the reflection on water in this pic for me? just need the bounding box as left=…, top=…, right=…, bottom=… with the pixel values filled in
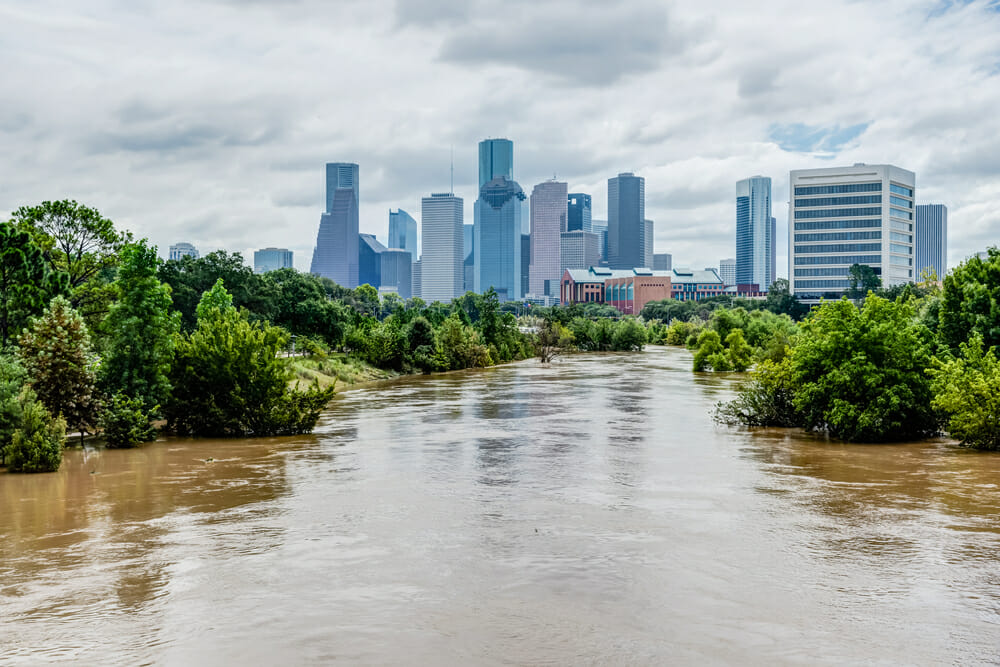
left=2, top=347, right=999, bottom=665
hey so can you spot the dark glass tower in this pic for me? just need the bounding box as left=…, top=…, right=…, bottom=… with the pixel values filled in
left=567, top=193, right=592, bottom=232
left=607, top=173, right=644, bottom=269
left=478, top=139, right=514, bottom=188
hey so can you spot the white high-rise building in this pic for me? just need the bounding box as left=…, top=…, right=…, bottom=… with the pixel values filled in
left=528, top=180, right=567, bottom=298
left=420, top=193, right=464, bottom=303
left=789, top=164, right=915, bottom=302
left=719, top=258, right=737, bottom=286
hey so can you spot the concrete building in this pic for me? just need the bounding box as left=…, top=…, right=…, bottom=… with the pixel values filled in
left=608, top=173, right=645, bottom=269
left=421, top=193, right=464, bottom=303
left=915, top=204, right=948, bottom=280
left=388, top=209, right=418, bottom=258
left=254, top=247, right=293, bottom=274
left=528, top=180, right=567, bottom=299
left=475, top=177, right=526, bottom=301
left=311, top=162, right=359, bottom=287
left=169, top=242, right=199, bottom=261
left=380, top=249, right=412, bottom=299
left=653, top=253, right=672, bottom=271
left=567, top=193, right=592, bottom=232
left=561, top=231, right=601, bottom=272
left=736, top=176, right=774, bottom=291
left=789, top=163, right=916, bottom=302
left=718, top=258, right=737, bottom=286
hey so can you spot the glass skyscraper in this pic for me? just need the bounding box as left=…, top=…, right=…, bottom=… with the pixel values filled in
left=421, top=193, right=464, bottom=303
left=168, top=242, right=199, bottom=261
left=567, top=193, right=592, bottom=232
left=789, top=164, right=916, bottom=302
left=358, top=233, right=386, bottom=289
left=736, top=176, right=773, bottom=289
left=475, top=177, right=526, bottom=301
left=311, top=162, right=359, bottom=287
left=529, top=180, right=567, bottom=298
left=915, top=204, right=947, bottom=281
left=478, top=139, right=514, bottom=188
left=253, top=247, right=293, bottom=274
left=388, top=209, right=418, bottom=258
left=607, top=173, right=645, bottom=269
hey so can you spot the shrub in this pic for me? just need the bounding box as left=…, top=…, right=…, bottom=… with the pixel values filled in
left=5, top=390, right=65, bottom=473
left=100, top=393, right=157, bottom=448
left=929, top=335, right=1000, bottom=450
left=715, top=358, right=799, bottom=427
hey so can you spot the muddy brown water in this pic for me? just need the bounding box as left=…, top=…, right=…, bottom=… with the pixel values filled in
left=1, top=347, right=999, bottom=665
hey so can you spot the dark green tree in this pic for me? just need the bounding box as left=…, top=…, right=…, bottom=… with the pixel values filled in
left=938, top=248, right=1000, bottom=351
left=928, top=334, right=1000, bottom=450
left=0, top=355, right=27, bottom=466
left=0, top=222, right=68, bottom=347
left=4, top=389, right=65, bottom=473
left=846, top=264, right=881, bottom=303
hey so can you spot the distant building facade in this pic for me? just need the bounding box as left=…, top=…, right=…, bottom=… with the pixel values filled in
left=567, top=193, right=592, bottom=232
left=254, top=247, right=292, bottom=274
left=311, top=162, right=359, bottom=287
left=475, top=177, right=526, bottom=301
left=528, top=180, right=567, bottom=298
left=915, top=204, right=947, bottom=280
left=608, top=173, right=645, bottom=269
left=642, top=219, right=654, bottom=268
left=561, top=231, right=601, bottom=272
left=380, top=249, right=413, bottom=299
left=592, top=219, right=608, bottom=263
left=421, top=193, right=464, bottom=303
left=359, top=233, right=387, bottom=288
left=389, top=209, right=418, bottom=258
left=561, top=267, right=672, bottom=314
left=789, top=163, right=916, bottom=302
left=736, top=176, right=774, bottom=291
left=653, top=253, right=672, bottom=271
left=169, top=242, right=199, bottom=261
left=718, top=258, right=737, bottom=286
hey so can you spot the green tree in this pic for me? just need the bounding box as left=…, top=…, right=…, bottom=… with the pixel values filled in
left=929, top=335, right=1000, bottom=450
left=436, top=314, right=491, bottom=370
left=536, top=320, right=574, bottom=363
left=4, top=389, right=66, bottom=473
left=938, top=248, right=1000, bottom=351
left=0, top=222, right=68, bottom=347
left=763, top=279, right=809, bottom=320
left=715, top=358, right=799, bottom=427
left=611, top=318, right=647, bottom=351
left=846, top=264, right=881, bottom=303
left=692, top=330, right=724, bottom=372
left=18, top=296, right=99, bottom=438
left=99, top=241, right=180, bottom=411
left=791, top=296, right=936, bottom=442
left=164, top=283, right=334, bottom=436
left=99, top=392, right=157, bottom=448
left=11, top=200, right=132, bottom=321
left=0, top=355, right=27, bottom=466
left=725, top=329, right=753, bottom=372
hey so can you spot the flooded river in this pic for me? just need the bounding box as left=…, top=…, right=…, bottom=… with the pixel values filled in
left=2, top=347, right=999, bottom=664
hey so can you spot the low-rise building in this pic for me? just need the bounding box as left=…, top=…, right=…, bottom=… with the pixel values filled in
left=561, top=267, right=672, bottom=314
left=669, top=268, right=726, bottom=301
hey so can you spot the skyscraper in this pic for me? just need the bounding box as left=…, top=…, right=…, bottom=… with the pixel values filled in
left=529, top=180, right=567, bottom=298
left=463, top=223, right=474, bottom=293
left=770, top=216, right=777, bottom=288
left=561, top=231, right=601, bottom=271
left=475, top=177, right=526, bottom=301
left=169, top=242, right=199, bottom=261
left=359, top=233, right=387, bottom=288
left=915, top=204, right=948, bottom=281
left=592, top=219, right=608, bottom=263
left=311, top=162, right=359, bottom=287
left=653, top=253, right=672, bottom=271
left=389, top=209, right=418, bottom=258
left=380, top=249, right=413, bottom=299
left=478, top=138, right=514, bottom=187
left=789, top=163, right=916, bottom=302
left=608, top=173, right=645, bottom=269
left=254, top=247, right=293, bottom=274
left=642, top=219, right=654, bottom=268
left=421, top=193, right=464, bottom=303
left=736, top=176, right=773, bottom=290
left=719, top=258, right=737, bottom=286
left=567, top=193, right=592, bottom=232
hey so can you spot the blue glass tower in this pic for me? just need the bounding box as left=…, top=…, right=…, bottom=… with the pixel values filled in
left=735, top=176, right=772, bottom=289
left=388, top=209, right=418, bottom=258
left=608, top=173, right=644, bottom=269
left=475, top=177, right=526, bottom=301
left=478, top=139, right=514, bottom=188
left=311, top=162, right=360, bottom=288
left=915, top=204, right=947, bottom=280
left=358, top=233, right=387, bottom=289
left=567, top=193, right=592, bottom=232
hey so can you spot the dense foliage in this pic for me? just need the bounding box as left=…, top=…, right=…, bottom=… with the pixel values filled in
left=929, top=335, right=1000, bottom=450
left=939, top=248, right=1000, bottom=351
left=4, top=390, right=65, bottom=473
left=99, top=393, right=157, bottom=448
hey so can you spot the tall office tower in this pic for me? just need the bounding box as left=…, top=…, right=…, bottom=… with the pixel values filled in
left=254, top=247, right=293, bottom=274
left=607, top=172, right=645, bottom=269
left=529, top=180, right=567, bottom=298
left=789, top=163, right=916, bottom=302
left=521, top=234, right=531, bottom=298
left=641, top=219, right=654, bottom=268
left=463, top=224, right=475, bottom=293
left=478, top=138, right=514, bottom=187
left=380, top=249, right=413, bottom=299
left=169, top=242, right=199, bottom=261
left=719, top=258, right=737, bottom=286
left=311, top=162, right=360, bottom=287
left=560, top=231, right=601, bottom=271
left=592, top=219, right=608, bottom=263
left=475, top=177, right=526, bottom=301
left=421, top=193, right=464, bottom=303
left=653, top=253, right=672, bottom=271
left=770, top=216, right=777, bottom=288
left=915, top=204, right=948, bottom=280
left=359, top=233, right=387, bottom=288
left=736, top=176, right=773, bottom=290
left=389, top=209, right=418, bottom=258
left=412, top=259, right=421, bottom=300
left=567, top=193, right=592, bottom=232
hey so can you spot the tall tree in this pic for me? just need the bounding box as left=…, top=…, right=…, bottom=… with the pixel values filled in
left=99, top=241, right=180, bottom=411
left=18, top=296, right=99, bottom=438
left=939, top=248, right=1000, bottom=352
left=0, top=222, right=68, bottom=347
left=11, top=200, right=131, bottom=321
left=846, top=264, right=881, bottom=303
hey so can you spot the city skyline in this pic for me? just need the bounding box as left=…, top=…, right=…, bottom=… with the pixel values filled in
left=2, top=1, right=998, bottom=276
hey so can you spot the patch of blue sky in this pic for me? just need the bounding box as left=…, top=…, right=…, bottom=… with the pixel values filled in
left=768, top=122, right=870, bottom=154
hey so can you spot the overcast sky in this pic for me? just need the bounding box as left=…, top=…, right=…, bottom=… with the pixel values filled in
left=2, top=0, right=998, bottom=276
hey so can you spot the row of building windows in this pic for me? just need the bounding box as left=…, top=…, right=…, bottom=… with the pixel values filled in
left=795, top=243, right=882, bottom=254
left=794, top=195, right=881, bottom=208
left=605, top=284, right=635, bottom=300
left=890, top=219, right=912, bottom=232
left=796, top=254, right=881, bottom=265
left=795, top=231, right=881, bottom=242
left=795, top=207, right=882, bottom=219
left=890, top=231, right=912, bottom=243
left=795, top=266, right=881, bottom=277
left=794, top=183, right=881, bottom=196
left=795, top=279, right=854, bottom=288
left=890, top=255, right=913, bottom=266
left=890, top=184, right=913, bottom=197
left=890, top=207, right=913, bottom=220
left=794, top=218, right=882, bottom=231
left=889, top=195, right=912, bottom=208
left=890, top=243, right=912, bottom=254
